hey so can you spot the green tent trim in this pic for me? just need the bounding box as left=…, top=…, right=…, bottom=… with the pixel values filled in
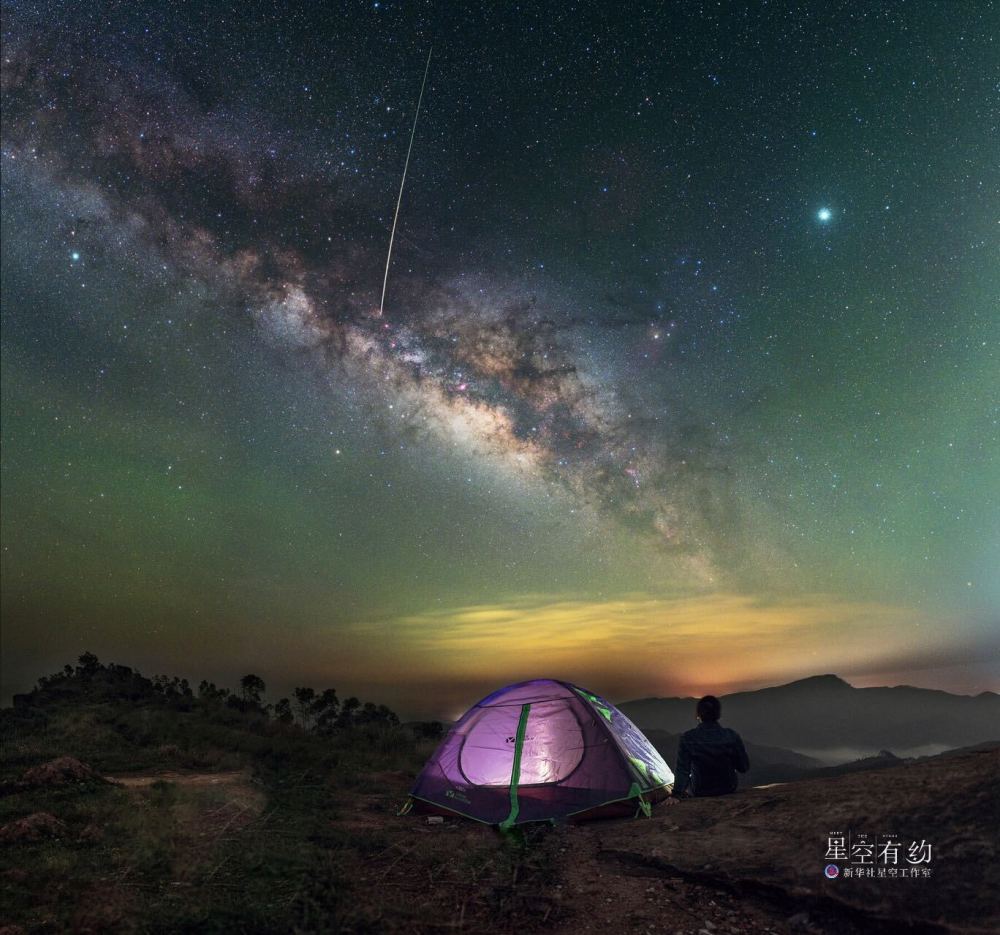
left=499, top=703, right=532, bottom=831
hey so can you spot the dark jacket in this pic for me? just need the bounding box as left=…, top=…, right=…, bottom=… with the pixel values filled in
left=672, top=720, right=750, bottom=797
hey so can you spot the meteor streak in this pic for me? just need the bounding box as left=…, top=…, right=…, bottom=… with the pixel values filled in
left=378, top=48, right=433, bottom=317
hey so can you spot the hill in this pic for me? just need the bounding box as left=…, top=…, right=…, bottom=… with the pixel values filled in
left=619, top=675, right=1000, bottom=758
left=3, top=657, right=997, bottom=933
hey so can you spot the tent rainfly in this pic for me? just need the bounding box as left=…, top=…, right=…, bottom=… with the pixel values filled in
left=406, top=678, right=674, bottom=827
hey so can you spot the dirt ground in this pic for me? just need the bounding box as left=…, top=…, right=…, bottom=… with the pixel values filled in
left=105, top=768, right=267, bottom=818
left=348, top=747, right=998, bottom=934
left=103, top=767, right=271, bottom=871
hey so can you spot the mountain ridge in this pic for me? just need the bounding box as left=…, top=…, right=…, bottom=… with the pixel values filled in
left=623, top=673, right=998, bottom=704
left=618, top=673, right=1000, bottom=756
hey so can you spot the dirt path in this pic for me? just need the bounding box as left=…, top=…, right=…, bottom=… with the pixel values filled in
left=106, top=769, right=246, bottom=787
left=106, top=768, right=249, bottom=788
left=105, top=768, right=267, bottom=824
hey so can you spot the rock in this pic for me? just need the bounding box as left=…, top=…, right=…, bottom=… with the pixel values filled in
left=0, top=812, right=67, bottom=843
left=20, top=756, right=106, bottom=787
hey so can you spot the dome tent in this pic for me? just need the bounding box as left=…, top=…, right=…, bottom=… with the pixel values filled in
left=407, top=679, right=673, bottom=828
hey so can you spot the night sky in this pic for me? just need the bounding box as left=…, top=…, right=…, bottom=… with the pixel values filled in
left=2, top=2, right=997, bottom=718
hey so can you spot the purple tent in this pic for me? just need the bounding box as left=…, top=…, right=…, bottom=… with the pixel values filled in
left=407, top=679, right=674, bottom=827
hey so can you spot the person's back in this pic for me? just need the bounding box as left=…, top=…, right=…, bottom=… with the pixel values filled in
left=670, top=695, right=749, bottom=798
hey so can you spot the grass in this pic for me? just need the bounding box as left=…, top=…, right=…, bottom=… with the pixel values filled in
left=1, top=699, right=566, bottom=933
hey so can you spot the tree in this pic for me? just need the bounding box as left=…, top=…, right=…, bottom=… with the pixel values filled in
left=355, top=702, right=400, bottom=726
left=376, top=704, right=399, bottom=726
left=77, top=652, right=101, bottom=678
left=312, top=689, right=340, bottom=733
left=412, top=721, right=443, bottom=739
left=293, top=687, right=316, bottom=728
left=239, top=674, right=266, bottom=710
left=336, top=696, right=360, bottom=728
left=198, top=680, right=230, bottom=704
left=273, top=698, right=294, bottom=724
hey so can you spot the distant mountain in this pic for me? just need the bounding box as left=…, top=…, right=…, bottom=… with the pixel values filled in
left=619, top=674, right=1000, bottom=757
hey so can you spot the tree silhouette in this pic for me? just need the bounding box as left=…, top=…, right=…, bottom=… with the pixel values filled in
left=198, top=680, right=230, bottom=704
left=24, top=655, right=402, bottom=735
left=312, top=688, right=340, bottom=733
left=77, top=652, right=101, bottom=678
left=337, top=696, right=360, bottom=728
left=239, top=674, right=266, bottom=710
left=293, top=687, right=316, bottom=728
left=273, top=698, right=294, bottom=724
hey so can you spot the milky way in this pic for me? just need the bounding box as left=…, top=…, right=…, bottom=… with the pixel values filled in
left=2, top=29, right=754, bottom=585
left=3, top=2, right=996, bottom=706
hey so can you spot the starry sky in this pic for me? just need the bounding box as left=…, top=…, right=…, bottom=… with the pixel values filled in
left=2, top=1, right=997, bottom=717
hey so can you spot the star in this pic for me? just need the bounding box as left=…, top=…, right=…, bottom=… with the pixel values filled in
left=0, top=0, right=993, bottom=722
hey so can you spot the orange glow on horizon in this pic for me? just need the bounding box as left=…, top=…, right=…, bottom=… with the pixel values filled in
left=333, top=592, right=956, bottom=705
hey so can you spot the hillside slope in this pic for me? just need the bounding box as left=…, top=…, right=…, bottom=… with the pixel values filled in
left=552, top=745, right=999, bottom=934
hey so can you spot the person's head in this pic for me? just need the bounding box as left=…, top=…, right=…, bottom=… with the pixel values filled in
left=696, top=695, right=721, bottom=723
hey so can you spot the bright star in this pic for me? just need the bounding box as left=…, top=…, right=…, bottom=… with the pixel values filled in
left=70, top=251, right=81, bottom=261
left=817, top=208, right=832, bottom=222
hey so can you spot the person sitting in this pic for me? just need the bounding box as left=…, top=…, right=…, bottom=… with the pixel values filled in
left=668, top=694, right=749, bottom=800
